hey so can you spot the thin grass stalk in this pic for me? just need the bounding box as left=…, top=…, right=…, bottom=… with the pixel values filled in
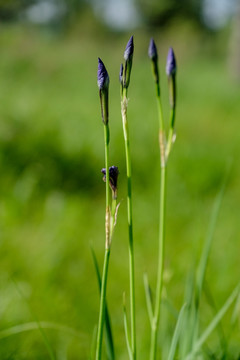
left=150, top=80, right=166, bottom=360
left=95, top=123, right=111, bottom=360
left=13, top=280, right=56, bottom=360
left=121, top=86, right=136, bottom=360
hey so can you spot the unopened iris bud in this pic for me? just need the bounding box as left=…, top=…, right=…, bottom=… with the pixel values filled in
left=166, top=47, right=177, bottom=109
left=148, top=38, right=159, bottom=85
left=148, top=38, right=158, bottom=61
left=123, top=35, right=134, bottom=89
left=97, top=58, right=109, bottom=124
left=101, top=166, right=119, bottom=199
left=166, top=47, right=176, bottom=77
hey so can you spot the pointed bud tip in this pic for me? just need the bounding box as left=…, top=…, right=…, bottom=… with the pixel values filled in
left=97, top=57, right=109, bottom=90
left=148, top=38, right=158, bottom=60
left=166, top=47, right=177, bottom=76
left=124, top=35, right=134, bottom=61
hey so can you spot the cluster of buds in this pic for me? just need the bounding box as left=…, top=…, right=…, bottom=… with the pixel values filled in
left=148, top=38, right=177, bottom=109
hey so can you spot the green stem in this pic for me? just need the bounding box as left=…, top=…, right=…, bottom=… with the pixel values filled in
left=121, top=88, right=136, bottom=360
left=166, top=108, right=175, bottom=159
left=149, top=83, right=167, bottom=360
left=150, top=165, right=166, bottom=360
left=95, top=247, right=111, bottom=360
left=95, top=124, right=111, bottom=360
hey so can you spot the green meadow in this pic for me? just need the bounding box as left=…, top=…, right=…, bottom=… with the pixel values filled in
left=0, top=24, right=239, bottom=358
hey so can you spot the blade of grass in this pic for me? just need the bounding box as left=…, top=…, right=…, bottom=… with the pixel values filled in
left=196, top=171, right=229, bottom=304
left=143, top=273, right=154, bottom=324
left=91, top=246, right=115, bottom=360
left=12, top=279, right=56, bottom=360
left=90, top=325, right=98, bottom=360
left=191, top=168, right=231, bottom=356
left=0, top=321, right=85, bottom=340
left=167, top=303, right=187, bottom=360
left=179, top=270, right=196, bottom=358
left=203, top=282, right=227, bottom=353
left=185, top=284, right=240, bottom=360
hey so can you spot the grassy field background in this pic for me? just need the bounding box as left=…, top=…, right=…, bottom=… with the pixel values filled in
left=0, top=22, right=239, bottom=359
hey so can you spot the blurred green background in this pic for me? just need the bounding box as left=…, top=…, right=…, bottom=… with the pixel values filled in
left=0, top=0, right=240, bottom=358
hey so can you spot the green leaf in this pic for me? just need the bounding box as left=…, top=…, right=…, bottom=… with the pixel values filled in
left=12, top=279, right=56, bottom=360
left=185, top=284, right=240, bottom=360
left=167, top=303, right=187, bottom=360
left=196, top=168, right=230, bottom=305
left=143, top=273, right=153, bottom=324
left=0, top=321, right=84, bottom=340
left=90, top=246, right=115, bottom=360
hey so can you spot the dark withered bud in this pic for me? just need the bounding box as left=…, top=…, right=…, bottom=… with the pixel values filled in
left=166, top=48, right=177, bottom=109
left=148, top=38, right=159, bottom=84
left=97, top=58, right=109, bottom=124
left=101, top=166, right=119, bottom=199
left=123, top=36, right=134, bottom=89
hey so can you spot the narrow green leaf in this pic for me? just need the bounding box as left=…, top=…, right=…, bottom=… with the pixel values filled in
left=143, top=273, right=153, bottom=324
left=0, top=321, right=84, bottom=340
left=12, top=279, right=56, bottom=360
left=179, top=271, right=196, bottom=358
left=196, top=169, right=230, bottom=305
left=90, top=325, right=97, bottom=360
left=185, top=284, right=240, bottom=360
left=90, top=246, right=115, bottom=360
left=203, top=283, right=227, bottom=353
left=167, top=303, right=187, bottom=360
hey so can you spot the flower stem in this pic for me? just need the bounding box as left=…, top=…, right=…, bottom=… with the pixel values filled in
left=166, top=108, right=175, bottom=159
left=150, top=84, right=167, bottom=360
left=95, top=247, right=110, bottom=360
left=121, top=87, right=136, bottom=360
left=95, top=123, right=111, bottom=360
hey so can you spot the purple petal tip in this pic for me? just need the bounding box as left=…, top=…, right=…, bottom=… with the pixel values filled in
left=124, top=35, right=134, bottom=61
left=166, top=47, right=176, bottom=76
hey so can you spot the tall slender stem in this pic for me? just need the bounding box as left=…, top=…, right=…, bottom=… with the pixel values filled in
left=150, top=165, right=166, bottom=360
left=121, top=87, right=136, bottom=360
left=166, top=108, right=175, bottom=159
left=96, top=124, right=111, bottom=360
left=150, top=85, right=167, bottom=360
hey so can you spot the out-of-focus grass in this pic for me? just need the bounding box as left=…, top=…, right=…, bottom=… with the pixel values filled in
left=0, top=24, right=239, bottom=358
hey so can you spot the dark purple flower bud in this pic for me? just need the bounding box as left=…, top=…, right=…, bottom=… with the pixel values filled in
left=148, top=38, right=158, bottom=61
left=166, top=47, right=177, bottom=77
left=101, top=166, right=119, bottom=199
left=123, top=36, right=134, bottom=89
left=97, top=58, right=109, bottom=125
left=124, top=35, right=134, bottom=61
left=166, top=48, right=177, bottom=111
left=148, top=38, right=159, bottom=86
left=119, top=63, right=123, bottom=84
left=97, top=58, right=109, bottom=90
